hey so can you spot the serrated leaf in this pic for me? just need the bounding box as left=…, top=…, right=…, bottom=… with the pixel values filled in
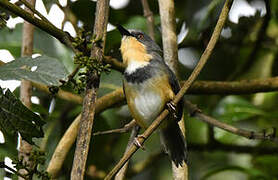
left=0, top=88, right=45, bottom=144
left=0, top=55, right=69, bottom=86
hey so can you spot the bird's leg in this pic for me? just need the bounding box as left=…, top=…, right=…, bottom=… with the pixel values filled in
left=134, top=134, right=146, bottom=150
left=166, top=101, right=178, bottom=118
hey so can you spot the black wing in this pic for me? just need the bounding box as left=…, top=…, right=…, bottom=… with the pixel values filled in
left=166, top=66, right=184, bottom=122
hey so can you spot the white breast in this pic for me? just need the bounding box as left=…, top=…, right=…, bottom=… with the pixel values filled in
left=134, top=88, right=163, bottom=125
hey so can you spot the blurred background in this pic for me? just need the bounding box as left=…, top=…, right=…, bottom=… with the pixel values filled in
left=0, top=0, right=278, bottom=179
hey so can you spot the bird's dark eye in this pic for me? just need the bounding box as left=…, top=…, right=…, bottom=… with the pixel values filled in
left=137, top=34, right=144, bottom=40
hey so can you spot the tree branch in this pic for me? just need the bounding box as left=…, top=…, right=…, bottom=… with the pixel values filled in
left=104, top=0, right=233, bottom=179
left=18, top=0, right=35, bottom=178
left=184, top=100, right=278, bottom=143
left=0, top=0, right=73, bottom=48
left=173, top=0, right=233, bottom=105
left=114, top=1, right=155, bottom=179
left=0, top=0, right=124, bottom=71
left=115, top=126, right=140, bottom=180
left=47, top=88, right=123, bottom=178
left=34, top=76, right=278, bottom=105
left=70, top=1, right=110, bottom=177
left=19, top=0, right=50, bottom=23
left=187, top=77, right=278, bottom=94
left=158, top=0, right=179, bottom=74
left=140, top=0, right=155, bottom=40
left=158, top=0, right=187, bottom=178
left=93, top=120, right=136, bottom=136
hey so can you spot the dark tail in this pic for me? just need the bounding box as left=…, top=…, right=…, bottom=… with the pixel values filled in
left=160, top=122, right=187, bottom=167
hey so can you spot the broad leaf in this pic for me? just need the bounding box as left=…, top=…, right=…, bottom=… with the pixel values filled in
left=0, top=133, right=17, bottom=159
left=0, top=55, right=69, bottom=86
left=0, top=88, right=45, bottom=144
left=213, top=96, right=266, bottom=123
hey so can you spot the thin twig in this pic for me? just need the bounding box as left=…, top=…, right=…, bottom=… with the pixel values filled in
left=104, top=1, right=233, bottom=179
left=93, top=120, right=136, bottom=136
left=184, top=100, right=278, bottom=143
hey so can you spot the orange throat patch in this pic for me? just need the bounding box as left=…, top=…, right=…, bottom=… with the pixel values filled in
left=120, top=36, right=152, bottom=68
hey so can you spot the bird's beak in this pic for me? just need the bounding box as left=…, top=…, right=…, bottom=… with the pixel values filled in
left=117, top=25, right=133, bottom=37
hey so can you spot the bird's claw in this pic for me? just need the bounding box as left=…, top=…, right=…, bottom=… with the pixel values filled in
left=166, top=102, right=178, bottom=118
left=134, top=134, right=146, bottom=150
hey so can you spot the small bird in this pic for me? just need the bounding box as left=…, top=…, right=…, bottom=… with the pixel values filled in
left=117, top=25, right=187, bottom=167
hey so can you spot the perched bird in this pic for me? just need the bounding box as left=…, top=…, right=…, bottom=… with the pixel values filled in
left=117, top=25, right=187, bottom=167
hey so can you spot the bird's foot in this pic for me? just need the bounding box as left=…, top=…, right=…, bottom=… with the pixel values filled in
left=134, top=134, right=146, bottom=150
left=166, top=102, right=178, bottom=118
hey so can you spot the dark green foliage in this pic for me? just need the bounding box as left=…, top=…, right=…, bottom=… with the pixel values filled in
left=0, top=56, right=69, bottom=86
left=12, top=150, right=50, bottom=179
left=0, top=87, right=45, bottom=145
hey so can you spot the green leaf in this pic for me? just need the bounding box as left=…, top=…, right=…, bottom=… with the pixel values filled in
left=0, top=133, right=17, bottom=159
left=0, top=24, right=22, bottom=57
left=213, top=96, right=266, bottom=123
left=42, top=0, right=58, bottom=12
left=0, top=55, right=69, bottom=86
left=0, top=88, right=45, bottom=145
left=70, top=0, right=96, bottom=29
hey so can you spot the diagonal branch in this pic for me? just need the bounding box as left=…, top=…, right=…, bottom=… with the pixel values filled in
left=115, top=126, right=140, bottom=180
left=115, top=1, right=155, bottom=179
left=104, top=0, right=233, bottom=179
left=47, top=88, right=124, bottom=178
left=0, top=0, right=73, bottom=48
left=184, top=100, right=278, bottom=143
left=19, top=0, right=50, bottom=23
left=0, top=0, right=123, bottom=71
left=93, top=120, right=136, bottom=136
